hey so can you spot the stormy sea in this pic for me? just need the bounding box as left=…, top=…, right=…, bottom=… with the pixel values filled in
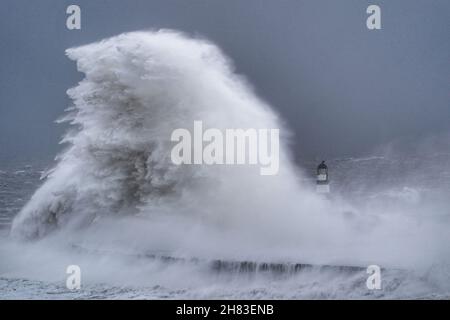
left=1, top=30, right=449, bottom=299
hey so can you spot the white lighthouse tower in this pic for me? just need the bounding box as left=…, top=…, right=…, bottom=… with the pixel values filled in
left=316, top=160, right=330, bottom=194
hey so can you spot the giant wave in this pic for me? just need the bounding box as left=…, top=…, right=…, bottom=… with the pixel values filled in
left=3, top=30, right=450, bottom=298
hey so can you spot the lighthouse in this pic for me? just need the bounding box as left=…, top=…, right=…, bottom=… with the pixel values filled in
left=316, top=160, right=330, bottom=194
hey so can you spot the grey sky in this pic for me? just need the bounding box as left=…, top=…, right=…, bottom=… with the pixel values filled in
left=0, top=0, right=449, bottom=163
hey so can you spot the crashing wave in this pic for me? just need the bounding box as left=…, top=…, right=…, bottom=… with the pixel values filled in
left=8, top=31, right=450, bottom=292
left=11, top=30, right=318, bottom=240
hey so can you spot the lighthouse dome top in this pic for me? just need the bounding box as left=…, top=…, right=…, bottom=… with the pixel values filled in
left=317, top=161, right=327, bottom=170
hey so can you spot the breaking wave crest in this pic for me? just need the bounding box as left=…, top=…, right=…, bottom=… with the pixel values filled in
left=11, top=30, right=328, bottom=245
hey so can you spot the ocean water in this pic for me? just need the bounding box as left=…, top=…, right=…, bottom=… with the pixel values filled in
left=1, top=30, right=449, bottom=299
left=1, top=155, right=449, bottom=299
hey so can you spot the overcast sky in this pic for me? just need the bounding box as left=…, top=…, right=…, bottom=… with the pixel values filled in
left=0, top=0, right=449, bottom=163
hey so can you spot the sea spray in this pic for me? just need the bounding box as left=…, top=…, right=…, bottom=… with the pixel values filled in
left=8, top=31, right=450, bottom=283
left=10, top=30, right=332, bottom=245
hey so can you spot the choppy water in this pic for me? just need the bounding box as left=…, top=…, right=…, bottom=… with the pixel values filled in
left=0, top=163, right=44, bottom=232
left=1, top=156, right=449, bottom=299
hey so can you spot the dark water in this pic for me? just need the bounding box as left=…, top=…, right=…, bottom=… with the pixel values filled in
left=0, top=161, right=47, bottom=231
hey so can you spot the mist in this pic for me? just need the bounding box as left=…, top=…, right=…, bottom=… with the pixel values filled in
left=9, top=30, right=450, bottom=271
